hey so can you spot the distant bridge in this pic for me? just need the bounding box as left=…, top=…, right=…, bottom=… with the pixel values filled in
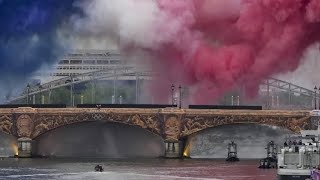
left=8, top=66, right=318, bottom=107
left=10, top=66, right=152, bottom=103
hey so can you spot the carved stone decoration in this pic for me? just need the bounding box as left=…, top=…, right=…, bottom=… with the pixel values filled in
left=92, top=113, right=105, bottom=121
left=164, top=115, right=180, bottom=141
left=286, top=116, right=310, bottom=132
left=16, top=114, right=34, bottom=138
left=33, top=121, right=49, bottom=138
left=180, top=116, right=223, bottom=137
left=0, top=108, right=313, bottom=140
left=29, top=111, right=162, bottom=139
left=126, top=114, right=161, bottom=135
left=311, top=118, right=319, bottom=129
left=0, top=115, right=13, bottom=135
left=32, top=114, right=84, bottom=138
left=130, top=115, right=146, bottom=127
left=180, top=115, right=311, bottom=138
left=144, top=116, right=161, bottom=133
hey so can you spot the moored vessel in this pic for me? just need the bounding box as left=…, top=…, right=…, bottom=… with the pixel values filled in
left=277, top=110, right=320, bottom=180
left=259, top=140, right=277, bottom=169
left=226, top=141, right=239, bottom=162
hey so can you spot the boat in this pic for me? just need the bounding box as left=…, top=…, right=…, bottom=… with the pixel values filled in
left=277, top=110, right=320, bottom=180
left=259, top=141, right=277, bottom=169
left=94, top=165, right=104, bottom=172
left=226, top=141, right=239, bottom=162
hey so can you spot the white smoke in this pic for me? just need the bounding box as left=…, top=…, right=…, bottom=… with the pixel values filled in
left=276, top=43, right=320, bottom=89
left=71, top=0, right=199, bottom=53
left=71, top=0, right=320, bottom=92
left=57, top=29, right=119, bottom=50
left=73, top=0, right=160, bottom=49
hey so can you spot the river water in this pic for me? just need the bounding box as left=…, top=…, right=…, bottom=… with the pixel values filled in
left=0, top=123, right=289, bottom=180
left=0, top=158, right=276, bottom=180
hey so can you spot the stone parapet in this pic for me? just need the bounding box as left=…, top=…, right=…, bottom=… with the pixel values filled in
left=0, top=108, right=313, bottom=141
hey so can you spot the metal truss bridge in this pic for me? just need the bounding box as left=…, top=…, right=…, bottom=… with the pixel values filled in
left=9, top=66, right=317, bottom=105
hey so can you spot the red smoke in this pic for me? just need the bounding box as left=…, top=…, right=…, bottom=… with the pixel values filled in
left=145, top=0, right=320, bottom=104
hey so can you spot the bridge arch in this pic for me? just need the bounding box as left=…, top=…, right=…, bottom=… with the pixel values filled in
left=181, top=123, right=297, bottom=140
left=31, top=111, right=163, bottom=140
left=0, top=130, right=18, bottom=157
left=182, top=123, right=295, bottom=159
left=32, top=121, right=165, bottom=158
left=178, top=114, right=311, bottom=139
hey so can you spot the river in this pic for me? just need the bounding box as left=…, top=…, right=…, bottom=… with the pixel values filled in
left=0, top=158, right=276, bottom=180
left=0, top=123, right=288, bottom=179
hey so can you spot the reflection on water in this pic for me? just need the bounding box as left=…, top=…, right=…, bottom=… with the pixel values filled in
left=0, top=158, right=276, bottom=180
left=0, top=122, right=294, bottom=180
left=0, top=123, right=286, bottom=179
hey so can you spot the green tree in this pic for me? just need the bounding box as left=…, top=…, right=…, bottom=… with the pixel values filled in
left=50, top=87, right=70, bottom=105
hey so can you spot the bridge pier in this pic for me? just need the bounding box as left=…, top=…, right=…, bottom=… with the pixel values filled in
left=16, top=138, right=33, bottom=158
left=164, top=140, right=185, bottom=158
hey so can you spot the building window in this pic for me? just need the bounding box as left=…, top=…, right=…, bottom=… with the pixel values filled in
left=110, top=60, right=121, bottom=64
left=83, top=60, right=95, bottom=64
left=70, top=60, right=82, bottom=64
left=58, top=60, right=69, bottom=64
left=97, top=60, right=109, bottom=64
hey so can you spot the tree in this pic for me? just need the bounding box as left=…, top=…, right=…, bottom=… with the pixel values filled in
left=50, top=87, right=70, bottom=105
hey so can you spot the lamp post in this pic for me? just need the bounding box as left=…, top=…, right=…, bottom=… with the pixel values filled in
left=315, top=86, right=318, bottom=109
left=135, top=72, right=139, bottom=104
left=48, top=85, right=52, bottom=104
left=231, top=96, right=234, bottom=106
left=70, top=76, right=74, bottom=107
left=237, top=96, right=240, bottom=106
left=318, top=87, right=320, bottom=110
left=39, top=85, right=43, bottom=104
left=112, top=95, right=115, bottom=104
left=119, top=95, right=123, bottom=104
left=113, top=69, right=117, bottom=105
left=179, top=85, right=182, bottom=109
left=171, top=84, right=175, bottom=105
left=26, top=84, right=30, bottom=105
left=81, top=95, right=84, bottom=104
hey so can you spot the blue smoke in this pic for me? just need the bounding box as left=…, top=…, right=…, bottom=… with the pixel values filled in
left=0, top=0, right=83, bottom=100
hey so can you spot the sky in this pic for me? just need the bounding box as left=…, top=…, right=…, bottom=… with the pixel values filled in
left=1, top=0, right=320, bottom=103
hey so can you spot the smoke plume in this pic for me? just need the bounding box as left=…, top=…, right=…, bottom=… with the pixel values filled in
left=76, top=0, right=320, bottom=103
left=276, top=43, right=320, bottom=89
left=2, top=0, right=320, bottom=103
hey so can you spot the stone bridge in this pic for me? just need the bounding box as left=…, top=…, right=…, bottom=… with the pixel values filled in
left=0, top=107, right=315, bottom=158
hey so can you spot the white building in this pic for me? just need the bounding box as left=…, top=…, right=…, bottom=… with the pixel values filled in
left=33, top=50, right=128, bottom=83
left=53, top=49, right=122, bottom=77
